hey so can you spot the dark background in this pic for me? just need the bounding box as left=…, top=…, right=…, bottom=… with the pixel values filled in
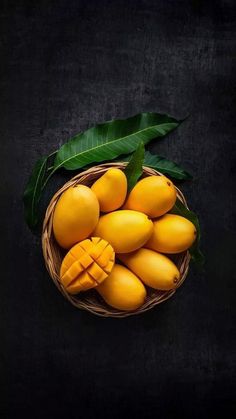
left=1, top=1, right=236, bottom=418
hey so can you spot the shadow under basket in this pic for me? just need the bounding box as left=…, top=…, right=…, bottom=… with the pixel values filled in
left=42, top=162, right=191, bottom=318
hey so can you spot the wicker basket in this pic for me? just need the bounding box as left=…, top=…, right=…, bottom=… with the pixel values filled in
left=42, top=162, right=191, bottom=318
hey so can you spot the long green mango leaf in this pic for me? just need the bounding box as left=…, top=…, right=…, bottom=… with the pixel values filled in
left=124, top=142, right=145, bottom=191
left=53, top=113, right=180, bottom=171
left=143, top=151, right=191, bottom=180
left=23, top=156, right=48, bottom=229
left=170, top=199, right=204, bottom=266
left=117, top=151, right=191, bottom=180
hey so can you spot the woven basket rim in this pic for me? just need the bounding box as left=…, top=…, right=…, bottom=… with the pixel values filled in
left=42, top=162, right=191, bottom=318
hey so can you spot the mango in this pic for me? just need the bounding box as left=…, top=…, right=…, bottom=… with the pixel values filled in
left=93, top=210, right=153, bottom=253
left=97, top=264, right=146, bottom=311
left=91, top=168, right=127, bottom=212
left=60, top=237, right=115, bottom=294
left=146, top=214, right=197, bottom=253
left=53, top=185, right=100, bottom=249
left=123, top=175, right=176, bottom=218
left=118, top=248, right=180, bottom=291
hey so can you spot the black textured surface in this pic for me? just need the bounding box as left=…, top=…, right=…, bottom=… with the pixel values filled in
left=1, top=1, right=236, bottom=418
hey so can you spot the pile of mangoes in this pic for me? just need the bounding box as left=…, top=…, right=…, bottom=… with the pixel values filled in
left=53, top=168, right=196, bottom=311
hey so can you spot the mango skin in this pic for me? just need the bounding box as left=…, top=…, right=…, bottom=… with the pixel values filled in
left=96, top=264, right=146, bottom=311
left=93, top=210, right=153, bottom=253
left=118, top=248, right=180, bottom=291
left=146, top=214, right=197, bottom=254
left=91, top=168, right=127, bottom=212
left=123, top=175, right=176, bottom=218
left=53, top=185, right=100, bottom=249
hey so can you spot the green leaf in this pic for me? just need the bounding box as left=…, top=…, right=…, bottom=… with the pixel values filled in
left=23, top=113, right=182, bottom=231
left=23, top=156, right=48, bottom=229
left=124, top=142, right=145, bottom=191
left=170, top=199, right=204, bottom=266
left=117, top=151, right=191, bottom=180
left=53, top=113, right=181, bottom=171
left=143, top=151, right=191, bottom=180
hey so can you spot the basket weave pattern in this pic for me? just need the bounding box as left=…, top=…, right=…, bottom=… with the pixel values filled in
left=42, top=163, right=191, bottom=318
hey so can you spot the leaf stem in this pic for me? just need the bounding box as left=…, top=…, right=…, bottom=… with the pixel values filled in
left=43, top=149, right=59, bottom=185
left=42, top=167, right=58, bottom=190
left=48, top=150, right=58, bottom=158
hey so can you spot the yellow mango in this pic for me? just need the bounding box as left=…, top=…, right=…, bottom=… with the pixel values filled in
left=53, top=185, right=99, bottom=249
left=93, top=210, right=153, bottom=253
left=123, top=175, right=176, bottom=218
left=146, top=214, right=197, bottom=253
left=96, top=264, right=146, bottom=311
left=60, top=237, right=115, bottom=294
left=118, top=248, right=180, bottom=291
left=91, top=168, right=127, bottom=212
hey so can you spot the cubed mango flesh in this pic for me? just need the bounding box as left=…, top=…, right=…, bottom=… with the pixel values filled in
left=60, top=237, right=115, bottom=294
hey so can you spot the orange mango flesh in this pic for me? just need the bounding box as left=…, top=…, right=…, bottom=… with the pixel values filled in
left=60, top=237, right=115, bottom=294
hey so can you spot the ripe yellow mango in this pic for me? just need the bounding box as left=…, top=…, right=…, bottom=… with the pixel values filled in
left=123, top=175, right=176, bottom=218
left=93, top=210, right=153, bottom=253
left=91, top=168, right=127, bottom=212
left=96, top=264, right=146, bottom=311
left=146, top=214, right=197, bottom=253
left=118, top=248, right=180, bottom=291
left=53, top=185, right=99, bottom=248
left=60, top=237, right=115, bottom=294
